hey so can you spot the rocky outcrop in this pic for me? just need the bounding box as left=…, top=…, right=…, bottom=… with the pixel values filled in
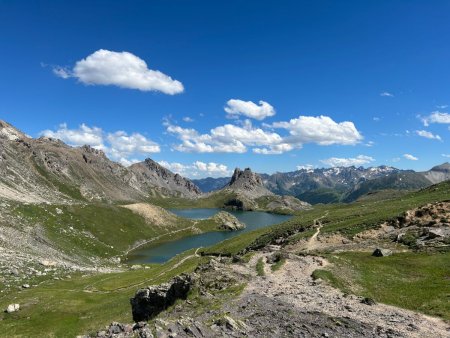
left=372, top=248, right=392, bottom=257
left=213, top=211, right=245, bottom=231
left=390, top=201, right=450, bottom=249
left=5, top=304, right=20, bottom=313
left=217, top=168, right=311, bottom=212
left=265, top=195, right=311, bottom=212
left=226, top=168, right=273, bottom=198
left=93, top=322, right=153, bottom=338
left=130, top=274, right=194, bottom=322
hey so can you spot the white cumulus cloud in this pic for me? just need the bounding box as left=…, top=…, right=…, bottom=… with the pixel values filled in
left=272, top=115, right=363, bottom=146
left=107, top=131, right=160, bottom=161
left=166, top=121, right=280, bottom=153
left=224, top=99, right=276, bottom=120
left=41, top=123, right=104, bottom=149
left=415, top=130, right=442, bottom=141
left=421, top=111, right=450, bottom=126
left=166, top=115, right=362, bottom=154
left=403, top=154, right=418, bottom=161
left=53, top=49, right=184, bottom=95
left=158, top=160, right=231, bottom=178
left=320, top=155, right=375, bottom=167
left=253, top=143, right=294, bottom=155
left=40, top=123, right=160, bottom=166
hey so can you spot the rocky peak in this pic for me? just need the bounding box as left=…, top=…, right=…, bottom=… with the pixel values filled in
left=130, top=158, right=202, bottom=197
left=226, top=167, right=273, bottom=198
left=229, top=168, right=264, bottom=188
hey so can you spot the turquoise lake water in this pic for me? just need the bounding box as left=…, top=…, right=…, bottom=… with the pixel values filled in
left=127, top=208, right=291, bottom=264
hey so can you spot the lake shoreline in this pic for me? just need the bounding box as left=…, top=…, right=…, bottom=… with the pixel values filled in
left=126, top=208, right=292, bottom=264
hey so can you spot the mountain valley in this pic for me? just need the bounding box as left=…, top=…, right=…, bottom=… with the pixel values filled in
left=0, top=121, right=449, bottom=337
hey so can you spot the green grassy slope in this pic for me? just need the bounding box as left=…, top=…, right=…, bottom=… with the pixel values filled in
left=11, top=202, right=223, bottom=263
left=342, top=171, right=432, bottom=202
left=0, top=250, right=209, bottom=337
left=313, top=251, right=450, bottom=320
left=2, top=181, right=449, bottom=336
left=205, top=181, right=450, bottom=255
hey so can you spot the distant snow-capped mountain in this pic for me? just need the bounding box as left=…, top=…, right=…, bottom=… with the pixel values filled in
left=192, top=164, right=450, bottom=204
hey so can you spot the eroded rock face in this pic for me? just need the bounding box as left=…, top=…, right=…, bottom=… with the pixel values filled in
left=129, top=159, right=202, bottom=198
left=213, top=211, right=246, bottom=231
left=226, top=168, right=273, bottom=198
left=130, top=274, right=193, bottom=322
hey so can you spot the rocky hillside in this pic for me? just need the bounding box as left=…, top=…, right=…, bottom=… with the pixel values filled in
left=194, top=164, right=450, bottom=204
left=423, top=162, right=450, bottom=184
left=129, top=159, right=201, bottom=198
left=341, top=170, right=432, bottom=203
left=0, top=120, right=201, bottom=203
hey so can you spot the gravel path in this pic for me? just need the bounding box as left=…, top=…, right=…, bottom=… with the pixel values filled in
left=238, top=253, right=449, bottom=338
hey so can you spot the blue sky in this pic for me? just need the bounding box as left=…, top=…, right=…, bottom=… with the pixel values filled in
left=1, top=0, right=450, bottom=177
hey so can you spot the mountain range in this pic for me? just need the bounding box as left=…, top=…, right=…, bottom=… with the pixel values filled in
left=1, top=120, right=449, bottom=205
left=193, top=163, right=450, bottom=204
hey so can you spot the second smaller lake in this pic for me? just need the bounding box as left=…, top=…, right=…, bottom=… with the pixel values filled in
left=127, top=208, right=291, bottom=264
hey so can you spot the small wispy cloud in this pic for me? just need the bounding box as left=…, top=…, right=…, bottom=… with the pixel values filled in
left=373, top=117, right=381, bottom=122
left=380, top=91, right=394, bottom=97
left=40, top=123, right=160, bottom=166
left=415, top=130, right=442, bottom=141
left=52, top=66, right=71, bottom=79
left=442, top=154, right=450, bottom=158
left=436, top=105, right=448, bottom=109
left=403, top=153, right=418, bottom=161
left=182, top=117, right=194, bottom=122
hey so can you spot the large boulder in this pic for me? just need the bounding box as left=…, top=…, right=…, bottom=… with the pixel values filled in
left=95, top=322, right=153, bottom=338
left=130, top=274, right=193, bottom=322
left=5, top=304, right=20, bottom=313
left=213, top=211, right=246, bottom=231
left=372, top=248, right=392, bottom=257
